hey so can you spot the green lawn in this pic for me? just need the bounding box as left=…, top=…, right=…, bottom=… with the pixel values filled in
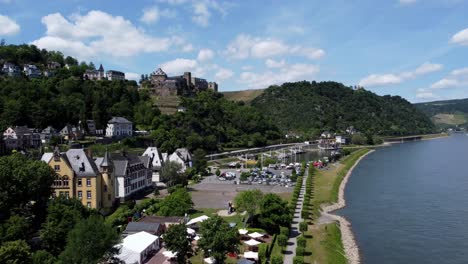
left=306, top=149, right=370, bottom=264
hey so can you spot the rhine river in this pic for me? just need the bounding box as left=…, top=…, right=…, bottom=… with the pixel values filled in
left=338, top=134, right=468, bottom=264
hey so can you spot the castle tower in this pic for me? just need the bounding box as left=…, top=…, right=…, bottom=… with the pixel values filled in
left=183, top=72, right=192, bottom=88
left=98, top=64, right=104, bottom=80
left=100, top=150, right=115, bottom=208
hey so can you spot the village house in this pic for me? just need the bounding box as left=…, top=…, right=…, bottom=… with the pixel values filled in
left=83, top=64, right=105, bottom=80
left=142, top=147, right=165, bottom=183
left=168, top=148, right=192, bottom=173
left=138, top=216, right=185, bottom=229
left=40, top=126, right=59, bottom=144
left=3, top=126, right=41, bottom=150
left=47, top=61, right=61, bottom=69
left=111, top=152, right=152, bottom=201
left=60, top=124, right=84, bottom=141
left=335, top=135, right=350, bottom=145
left=106, top=117, right=133, bottom=138
left=23, top=64, right=41, bottom=78
left=2, top=62, right=21, bottom=77
left=123, top=221, right=166, bottom=237
left=106, top=70, right=125, bottom=81
left=41, top=148, right=116, bottom=209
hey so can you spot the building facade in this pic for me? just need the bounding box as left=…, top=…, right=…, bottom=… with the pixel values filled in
left=142, top=147, right=165, bottom=183
left=83, top=64, right=105, bottom=80
left=111, top=152, right=152, bottom=201
left=208, top=82, right=218, bottom=92
left=23, top=64, right=42, bottom=78
left=106, top=117, right=133, bottom=138
left=2, top=63, right=21, bottom=77
left=3, top=126, right=41, bottom=150
left=106, top=70, right=125, bottom=81
left=41, top=148, right=116, bottom=210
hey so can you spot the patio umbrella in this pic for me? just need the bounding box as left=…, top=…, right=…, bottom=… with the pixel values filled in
left=204, top=257, right=215, bottom=264
left=238, top=228, right=249, bottom=235
left=186, top=215, right=209, bottom=225
left=247, top=232, right=264, bottom=239
left=243, top=251, right=258, bottom=260
left=243, top=239, right=261, bottom=246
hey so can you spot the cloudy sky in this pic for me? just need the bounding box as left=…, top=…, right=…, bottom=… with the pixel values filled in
left=1, top=0, right=468, bottom=102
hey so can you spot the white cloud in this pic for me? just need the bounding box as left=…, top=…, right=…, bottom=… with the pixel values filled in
left=0, top=0, right=12, bottom=4
left=215, top=68, right=234, bottom=81
left=125, top=72, right=140, bottom=81
left=224, top=34, right=325, bottom=60
left=265, top=58, right=286, bottom=68
left=197, top=49, right=214, bottom=61
left=159, top=58, right=198, bottom=75
left=141, top=7, right=160, bottom=24
left=239, top=63, right=319, bottom=89
left=158, top=0, right=188, bottom=4
left=358, top=62, right=443, bottom=87
left=241, top=65, right=253, bottom=71
left=0, top=15, right=20, bottom=36
left=192, top=1, right=210, bottom=27
left=450, top=28, right=468, bottom=46
left=399, top=0, right=417, bottom=5
left=430, top=67, right=468, bottom=89
left=31, top=10, right=188, bottom=59
left=182, top=44, right=194, bottom=52
left=416, top=92, right=438, bottom=99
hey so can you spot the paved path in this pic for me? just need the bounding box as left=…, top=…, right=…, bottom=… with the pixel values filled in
left=284, top=170, right=308, bottom=264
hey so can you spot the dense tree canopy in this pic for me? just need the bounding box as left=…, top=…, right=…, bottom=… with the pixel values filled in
left=251, top=81, right=435, bottom=136
left=157, top=188, right=193, bottom=216
left=163, top=224, right=192, bottom=264
left=234, top=190, right=263, bottom=223
left=198, top=216, right=239, bottom=263
left=258, top=193, right=292, bottom=234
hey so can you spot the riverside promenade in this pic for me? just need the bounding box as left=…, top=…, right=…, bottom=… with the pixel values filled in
left=284, top=169, right=308, bottom=263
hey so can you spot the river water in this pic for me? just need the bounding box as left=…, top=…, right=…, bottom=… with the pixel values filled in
left=338, top=134, right=468, bottom=264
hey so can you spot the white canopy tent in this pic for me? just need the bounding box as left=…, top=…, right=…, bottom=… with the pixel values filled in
left=244, top=251, right=259, bottom=260
left=194, top=235, right=201, bottom=241
left=116, top=231, right=159, bottom=264
left=186, top=215, right=209, bottom=225
left=204, top=257, right=215, bottom=264
left=162, top=250, right=177, bottom=258
left=244, top=239, right=262, bottom=246
left=238, top=228, right=249, bottom=235
left=187, top=228, right=196, bottom=235
left=247, top=232, right=264, bottom=239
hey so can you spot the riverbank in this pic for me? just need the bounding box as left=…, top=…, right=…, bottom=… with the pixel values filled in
left=320, top=149, right=374, bottom=264
left=306, top=149, right=372, bottom=264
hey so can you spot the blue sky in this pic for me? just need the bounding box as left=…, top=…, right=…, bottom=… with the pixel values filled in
left=1, top=0, right=468, bottom=102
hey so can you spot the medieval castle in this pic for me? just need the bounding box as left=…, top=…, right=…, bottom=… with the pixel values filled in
left=146, top=68, right=218, bottom=97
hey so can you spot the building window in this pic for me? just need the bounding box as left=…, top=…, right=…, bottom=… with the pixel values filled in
left=87, top=191, right=91, bottom=199
left=78, top=191, right=82, bottom=199
left=87, top=202, right=91, bottom=208
left=54, top=165, right=60, bottom=171
left=104, top=185, right=107, bottom=192
left=108, top=194, right=111, bottom=200
left=86, top=179, right=91, bottom=187
left=65, top=192, right=69, bottom=198
left=78, top=179, right=82, bottom=187
left=63, top=176, right=69, bottom=187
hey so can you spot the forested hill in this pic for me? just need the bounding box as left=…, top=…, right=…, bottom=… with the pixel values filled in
left=415, top=98, right=468, bottom=127
left=251, top=81, right=435, bottom=136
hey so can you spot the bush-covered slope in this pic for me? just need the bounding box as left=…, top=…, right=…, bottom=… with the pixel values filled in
left=251, top=81, right=435, bottom=136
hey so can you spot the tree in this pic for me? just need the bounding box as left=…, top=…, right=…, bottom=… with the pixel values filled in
left=271, top=255, right=283, bottom=264
left=240, top=172, right=249, bottom=182
left=198, top=216, right=239, bottom=264
left=32, top=250, right=56, bottom=264
left=164, top=224, right=192, bottom=264
left=0, top=215, right=31, bottom=242
left=193, top=148, right=207, bottom=175
left=297, top=236, right=306, bottom=248
left=258, top=193, right=291, bottom=234
left=58, top=215, right=119, bottom=264
left=0, top=154, right=55, bottom=221
left=351, top=134, right=367, bottom=145
left=234, top=190, right=263, bottom=224
left=299, top=221, right=308, bottom=232
left=160, top=161, right=187, bottom=187
left=277, top=234, right=288, bottom=247
left=215, top=168, right=221, bottom=177
left=158, top=188, right=192, bottom=216
left=0, top=240, right=31, bottom=264
left=40, top=197, right=89, bottom=255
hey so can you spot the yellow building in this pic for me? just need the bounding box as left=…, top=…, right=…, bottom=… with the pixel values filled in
left=42, top=148, right=116, bottom=210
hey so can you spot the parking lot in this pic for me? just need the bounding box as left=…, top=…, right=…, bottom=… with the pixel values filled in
left=190, top=167, right=298, bottom=209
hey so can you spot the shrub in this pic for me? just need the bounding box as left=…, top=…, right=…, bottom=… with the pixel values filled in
left=271, top=255, right=283, bottom=264
left=293, top=256, right=304, bottom=264
left=280, top=226, right=289, bottom=237
left=296, top=246, right=305, bottom=256
left=277, top=234, right=288, bottom=247
left=258, top=243, right=268, bottom=262
left=301, top=210, right=309, bottom=219
left=299, top=221, right=308, bottom=232
left=297, top=236, right=306, bottom=247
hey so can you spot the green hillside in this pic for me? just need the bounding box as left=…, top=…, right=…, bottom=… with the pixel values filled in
left=251, top=81, right=435, bottom=136
left=222, top=89, right=264, bottom=103
left=415, top=99, right=468, bottom=127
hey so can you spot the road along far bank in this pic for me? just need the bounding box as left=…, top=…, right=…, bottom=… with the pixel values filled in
left=307, top=149, right=373, bottom=264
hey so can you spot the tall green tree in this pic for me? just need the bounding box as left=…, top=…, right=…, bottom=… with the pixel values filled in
left=234, top=189, right=263, bottom=224
left=160, top=161, right=186, bottom=186
left=58, top=215, right=119, bottom=264
left=258, top=193, right=292, bottom=234
left=157, top=188, right=192, bottom=216
left=163, top=224, right=192, bottom=264
left=0, top=215, right=31, bottom=242
left=198, top=216, right=239, bottom=264
left=0, top=240, right=31, bottom=264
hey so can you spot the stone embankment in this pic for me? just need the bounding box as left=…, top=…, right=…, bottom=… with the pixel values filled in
left=321, top=150, right=375, bottom=264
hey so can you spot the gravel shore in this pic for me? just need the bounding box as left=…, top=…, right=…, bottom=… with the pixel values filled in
left=321, top=150, right=375, bottom=264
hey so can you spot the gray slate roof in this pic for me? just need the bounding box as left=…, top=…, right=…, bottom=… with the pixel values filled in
left=124, top=222, right=161, bottom=235
left=65, top=149, right=100, bottom=177
left=108, top=117, right=132, bottom=124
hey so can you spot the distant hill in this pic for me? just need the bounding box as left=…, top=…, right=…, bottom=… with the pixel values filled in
left=250, top=81, right=435, bottom=136
left=415, top=98, right=468, bottom=127
left=222, top=89, right=264, bottom=103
